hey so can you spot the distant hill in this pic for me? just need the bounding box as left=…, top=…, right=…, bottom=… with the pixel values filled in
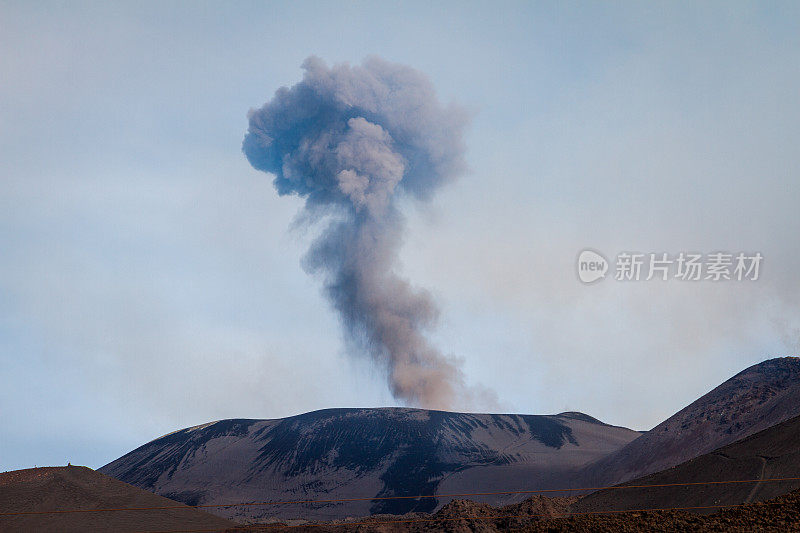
left=578, top=357, right=800, bottom=488
left=100, top=408, right=640, bottom=522
left=572, top=412, right=800, bottom=514
left=0, top=466, right=235, bottom=533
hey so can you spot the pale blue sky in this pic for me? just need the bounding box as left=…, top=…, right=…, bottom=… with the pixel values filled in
left=1, top=1, right=799, bottom=471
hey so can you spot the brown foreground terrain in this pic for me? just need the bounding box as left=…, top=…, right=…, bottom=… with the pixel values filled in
left=1, top=466, right=799, bottom=532
left=276, top=488, right=800, bottom=532
left=0, top=466, right=236, bottom=533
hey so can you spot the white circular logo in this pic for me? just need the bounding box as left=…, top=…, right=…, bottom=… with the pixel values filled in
left=577, top=249, right=608, bottom=283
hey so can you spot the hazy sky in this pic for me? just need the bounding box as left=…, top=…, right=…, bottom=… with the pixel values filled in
left=1, top=1, right=799, bottom=472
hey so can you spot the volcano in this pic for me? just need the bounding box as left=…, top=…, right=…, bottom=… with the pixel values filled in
left=100, top=409, right=639, bottom=522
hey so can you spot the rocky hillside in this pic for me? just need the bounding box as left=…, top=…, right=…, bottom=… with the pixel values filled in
left=578, top=357, right=800, bottom=488
left=573, top=413, right=800, bottom=514
left=288, top=487, right=800, bottom=532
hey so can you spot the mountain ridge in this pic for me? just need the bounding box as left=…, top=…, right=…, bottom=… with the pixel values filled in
left=99, top=356, right=800, bottom=523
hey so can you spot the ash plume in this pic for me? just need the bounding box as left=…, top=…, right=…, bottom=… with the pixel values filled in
left=243, top=56, right=486, bottom=409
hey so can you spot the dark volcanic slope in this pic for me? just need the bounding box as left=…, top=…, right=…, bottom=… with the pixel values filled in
left=579, top=357, right=800, bottom=488
left=100, top=408, right=639, bottom=522
left=0, top=466, right=236, bottom=533
left=573, top=413, right=800, bottom=515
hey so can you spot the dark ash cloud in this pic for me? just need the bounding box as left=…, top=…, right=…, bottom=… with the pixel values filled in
left=243, top=56, right=481, bottom=409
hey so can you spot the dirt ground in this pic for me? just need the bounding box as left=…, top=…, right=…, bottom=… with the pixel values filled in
left=252, top=488, right=800, bottom=532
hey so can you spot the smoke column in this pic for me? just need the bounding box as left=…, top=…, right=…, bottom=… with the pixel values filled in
left=243, top=56, right=477, bottom=409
